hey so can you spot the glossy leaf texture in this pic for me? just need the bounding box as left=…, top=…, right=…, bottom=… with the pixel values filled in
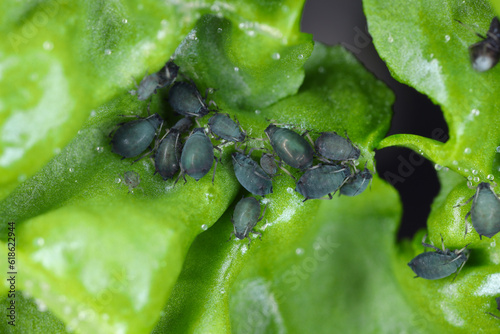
left=0, top=0, right=310, bottom=198
left=365, top=0, right=500, bottom=182
left=0, top=0, right=315, bottom=332
left=364, top=0, right=500, bottom=332
left=153, top=44, right=398, bottom=333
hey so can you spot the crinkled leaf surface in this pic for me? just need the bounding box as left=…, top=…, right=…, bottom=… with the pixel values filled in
left=0, top=0, right=310, bottom=197
left=364, top=0, right=500, bottom=332
left=152, top=44, right=401, bottom=333
left=0, top=0, right=316, bottom=332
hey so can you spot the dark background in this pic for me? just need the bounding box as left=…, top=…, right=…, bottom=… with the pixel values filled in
left=301, top=0, right=449, bottom=239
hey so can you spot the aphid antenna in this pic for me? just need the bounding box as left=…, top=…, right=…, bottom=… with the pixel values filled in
left=487, top=312, right=500, bottom=320
left=451, top=251, right=469, bottom=282
left=454, top=19, right=487, bottom=40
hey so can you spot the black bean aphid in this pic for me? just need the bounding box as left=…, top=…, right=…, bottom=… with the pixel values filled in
left=130, top=59, right=179, bottom=100
left=458, top=17, right=500, bottom=72
left=154, top=118, right=193, bottom=180
left=264, top=124, right=314, bottom=170
left=315, top=131, right=360, bottom=163
left=230, top=197, right=267, bottom=245
left=232, top=149, right=273, bottom=196
left=110, top=113, right=163, bottom=160
left=208, top=113, right=246, bottom=142
left=260, top=153, right=279, bottom=177
left=407, top=235, right=469, bottom=280
left=168, top=81, right=217, bottom=118
left=295, top=164, right=351, bottom=201
left=177, top=128, right=218, bottom=183
left=455, top=182, right=500, bottom=239
left=340, top=167, right=372, bottom=196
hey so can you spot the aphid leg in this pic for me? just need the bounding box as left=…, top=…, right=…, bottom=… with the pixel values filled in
left=132, top=147, right=154, bottom=164
left=253, top=230, right=263, bottom=241
left=303, top=130, right=315, bottom=147
left=316, top=155, right=332, bottom=164
left=257, top=204, right=268, bottom=222
left=454, top=195, right=474, bottom=208
left=173, top=171, right=184, bottom=187
left=451, top=254, right=468, bottom=282
left=228, top=231, right=235, bottom=242
left=421, top=234, right=442, bottom=252
left=279, top=165, right=296, bottom=181
left=454, top=19, right=488, bottom=40
left=212, top=156, right=219, bottom=184
left=464, top=211, right=471, bottom=238
left=214, top=145, right=223, bottom=165
left=195, top=117, right=202, bottom=127
left=487, top=312, right=500, bottom=319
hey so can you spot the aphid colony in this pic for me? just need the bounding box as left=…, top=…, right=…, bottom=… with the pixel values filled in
left=108, top=58, right=373, bottom=245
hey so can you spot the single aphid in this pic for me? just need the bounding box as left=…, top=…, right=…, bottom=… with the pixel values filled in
left=118, top=171, right=144, bottom=194
left=340, top=167, right=372, bottom=196
left=315, top=131, right=360, bottom=163
left=169, top=81, right=217, bottom=118
left=232, top=149, right=273, bottom=196
left=154, top=129, right=183, bottom=180
left=457, top=17, right=500, bottom=72
left=154, top=118, right=193, bottom=180
left=130, top=59, right=179, bottom=100
left=407, top=235, right=469, bottom=280
left=295, top=164, right=351, bottom=201
left=177, top=128, right=218, bottom=183
left=110, top=113, right=163, bottom=161
left=208, top=113, right=246, bottom=142
left=264, top=124, right=314, bottom=170
left=260, top=153, right=279, bottom=178
left=230, top=197, right=267, bottom=245
left=455, top=182, right=500, bottom=239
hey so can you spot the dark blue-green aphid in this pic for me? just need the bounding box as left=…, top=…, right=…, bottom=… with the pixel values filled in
left=232, top=151, right=273, bottom=196
left=340, top=167, right=372, bottom=196
left=457, top=182, right=500, bottom=239
left=315, top=131, right=360, bottom=162
left=154, top=118, right=193, bottom=180
left=168, top=81, right=215, bottom=118
left=260, top=153, right=279, bottom=177
left=111, top=113, right=163, bottom=159
left=130, top=59, right=179, bottom=101
left=264, top=124, right=314, bottom=170
left=171, top=117, right=193, bottom=133
left=178, top=128, right=216, bottom=182
left=295, top=164, right=350, bottom=201
left=488, top=297, right=500, bottom=319
left=230, top=197, right=266, bottom=245
left=208, top=113, right=246, bottom=142
left=407, top=235, right=469, bottom=280
left=157, top=59, right=179, bottom=88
